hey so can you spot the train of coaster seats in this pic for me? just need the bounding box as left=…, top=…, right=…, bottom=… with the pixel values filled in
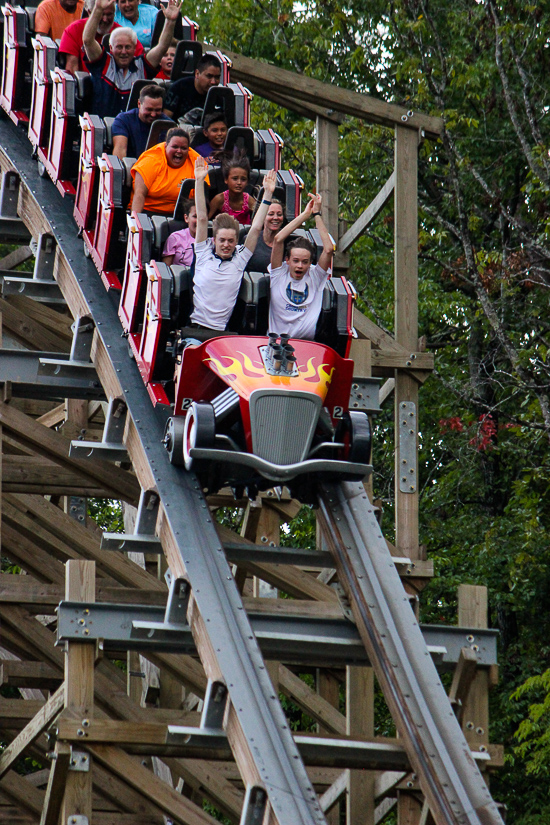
left=0, top=2, right=373, bottom=500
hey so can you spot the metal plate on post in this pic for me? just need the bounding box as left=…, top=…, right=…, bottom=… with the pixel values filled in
left=398, top=401, right=417, bottom=493
left=68, top=750, right=90, bottom=772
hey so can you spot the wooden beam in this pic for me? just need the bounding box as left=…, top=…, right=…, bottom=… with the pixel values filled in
left=2, top=455, right=117, bottom=496
left=279, top=665, right=346, bottom=736
left=394, top=125, right=419, bottom=559
left=0, top=576, right=166, bottom=609
left=347, top=666, right=375, bottom=824
left=316, top=117, right=339, bottom=240
left=4, top=495, right=165, bottom=591
left=458, top=586, right=490, bottom=752
left=0, top=245, right=33, bottom=270
left=0, top=298, right=70, bottom=352
left=4, top=295, right=73, bottom=344
left=0, top=404, right=141, bottom=505
left=39, top=742, right=71, bottom=825
left=220, top=48, right=444, bottom=137
left=0, top=686, right=63, bottom=780
left=217, top=524, right=338, bottom=602
left=60, top=560, right=96, bottom=825
left=0, top=661, right=62, bottom=690
left=339, top=172, right=395, bottom=252
left=88, top=745, right=218, bottom=825
left=448, top=648, right=478, bottom=724
left=319, top=770, right=348, bottom=814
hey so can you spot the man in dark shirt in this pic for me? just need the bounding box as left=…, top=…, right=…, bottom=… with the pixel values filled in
left=112, top=84, right=171, bottom=160
left=163, top=54, right=221, bottom=121
left=83, top=0, right=181, bottom=119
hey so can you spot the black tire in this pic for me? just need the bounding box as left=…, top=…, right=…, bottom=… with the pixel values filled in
left=336, top=411, right=372, bottom=464
left=163, top=416, right=185, bottom=466
left=183, top=402, right=216, bottom=470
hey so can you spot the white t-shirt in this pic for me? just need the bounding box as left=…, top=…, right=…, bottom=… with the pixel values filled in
left=190, top=239, right=253, bottom=330
left=269, top=261, right=329, bottom=339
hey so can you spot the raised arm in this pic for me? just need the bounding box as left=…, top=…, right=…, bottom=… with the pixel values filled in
left=146, top=0, right=182, bottom=69
left=309, top=193, right=334, bottom=272
left=244, top=169, right=277, bottom=252
left=83, top=0, right=112, bottom=63
left=270, top=193, right=315, bottom=270
left=194, top=156, right=209, bottom=244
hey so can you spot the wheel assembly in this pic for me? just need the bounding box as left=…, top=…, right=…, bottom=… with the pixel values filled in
left=183, top=402, right=216, bottom=470
left=336, top=411, right=372, bottom=464
left=163, top=416, right=185, bottom=465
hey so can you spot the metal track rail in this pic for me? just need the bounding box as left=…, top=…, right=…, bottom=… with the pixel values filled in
left=317, top=481, right=504, bottom=825
left=0, top=117, right=326, bottom=825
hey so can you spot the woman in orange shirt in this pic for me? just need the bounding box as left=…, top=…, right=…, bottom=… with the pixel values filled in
left=131, top=128, right=206, bottom=216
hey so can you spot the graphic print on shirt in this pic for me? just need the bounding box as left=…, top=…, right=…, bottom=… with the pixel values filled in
left=285, top=281, right=309, bottom=312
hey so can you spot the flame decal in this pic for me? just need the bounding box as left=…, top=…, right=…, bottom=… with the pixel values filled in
left=300, top=357, right=334, bottom=391
left=205, top=355, right=245, bottom=380
left=205, top=348, right=335, bottom=401
left=318, top=363, right=335, bottom=391
left=238, top=351, right=266, bottom=376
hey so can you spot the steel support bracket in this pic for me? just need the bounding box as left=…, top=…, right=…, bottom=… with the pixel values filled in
left=349, top=376, right=382, bottom=414
left=201, top=680, right=229, bottom=729
left=102, top=488, right=161, bottom=551
left=398, top=400, right=417, bottom=492
left=0, top=275, right=64, bottom=302
left=67, top=817, right=89, bottom=825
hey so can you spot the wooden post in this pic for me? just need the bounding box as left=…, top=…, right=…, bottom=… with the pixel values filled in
left=458, top=585, right=490, bottom=753
left=316, top=116, right=339, bottom=240
left=60, top=560, right=95, bottom=825
left=317, top=669, right=341, bottom=825
left=394, top=125, right=419, bottom=559
left=347, top=666, right=375, bottom=825
left=251, top=504, right=280, bottom=690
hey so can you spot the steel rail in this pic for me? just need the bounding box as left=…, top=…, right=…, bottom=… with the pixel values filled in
left=317, top=481, right=503, bottom=825
left=0, top=118, right=326, bottom=825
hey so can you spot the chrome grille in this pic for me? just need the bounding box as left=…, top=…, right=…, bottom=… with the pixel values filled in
left=249, top=390, right=321, bottom=465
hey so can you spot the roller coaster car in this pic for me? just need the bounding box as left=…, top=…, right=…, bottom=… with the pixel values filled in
left=36, top=68, right=80, bottom=197
left=28, top=35, right=57, bottom=153
left=164, top=334, right=372, bottom=498
left=0, top=3, right=31, bottom=125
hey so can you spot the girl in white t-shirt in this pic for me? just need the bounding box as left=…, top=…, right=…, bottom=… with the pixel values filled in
left=268, top=193, right=334, bottom=339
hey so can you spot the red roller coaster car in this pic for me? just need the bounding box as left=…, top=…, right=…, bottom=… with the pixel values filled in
left=164, top=332, right=372, bottom=498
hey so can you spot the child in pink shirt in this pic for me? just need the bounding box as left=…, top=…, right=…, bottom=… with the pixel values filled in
left=208, top=153, right=256, bottom=226
left=162, top=200, right=197, bottom=266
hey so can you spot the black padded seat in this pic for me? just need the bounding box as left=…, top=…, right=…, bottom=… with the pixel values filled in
left=170, top=39, right=202, bottom=81
left=145, top=116, right=176, bottom=151
left=103, top=115, right=115, bottom=151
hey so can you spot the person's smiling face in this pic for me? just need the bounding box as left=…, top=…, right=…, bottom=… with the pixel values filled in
left=165, top=136, right=190, bottom=168
left=265, top=203, right=284, bottom=233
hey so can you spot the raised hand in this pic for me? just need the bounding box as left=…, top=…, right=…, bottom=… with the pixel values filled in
left=162, top=0, right=183, bottom=21
left=262, top=169, right=277, bottom=196
left=194, top=155, right=209, bottom=181
left=96, top=0, right=116, bottom=12
left=307, top=191, right=322, bottom=214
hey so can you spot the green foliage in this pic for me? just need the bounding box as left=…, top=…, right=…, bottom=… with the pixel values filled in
left=87, top=499, right=124, bottom=532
